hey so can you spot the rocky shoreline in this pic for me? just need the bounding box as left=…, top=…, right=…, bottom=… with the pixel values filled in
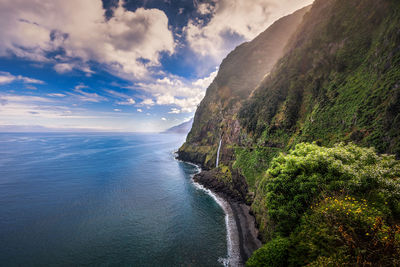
left=193, top=170, right=262, bottom=265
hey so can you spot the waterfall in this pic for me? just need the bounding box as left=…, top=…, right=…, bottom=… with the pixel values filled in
left=216, top=138, right=222, bottom=168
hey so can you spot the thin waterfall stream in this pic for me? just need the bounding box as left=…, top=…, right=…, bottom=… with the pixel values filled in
left=216, top=138, right=222, bottom=167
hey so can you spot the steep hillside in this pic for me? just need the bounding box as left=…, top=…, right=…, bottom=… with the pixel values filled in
left=237, top=0, right=400, bottom=240
left=179, top=0, right=400, bottom=264
left=239, top=0, right=400, bottom=168
left=178, top=7, right=310, bottom=169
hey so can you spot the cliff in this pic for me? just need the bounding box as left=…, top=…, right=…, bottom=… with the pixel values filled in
left=239, top=0, right=400, bottom=159
left=237, top=0, right=400, bottom=237
left=179, top=0, right=400, bottom=265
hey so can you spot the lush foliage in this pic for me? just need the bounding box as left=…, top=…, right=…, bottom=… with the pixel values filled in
left=249, top=143, right=400, bottom=266
left=233, top=146, right=280, bottom=190
left=259, top=142, right=400, bottom=236
left=290, top=196, right=400, bottom=266
left=246, top=237, right=290, bottom=267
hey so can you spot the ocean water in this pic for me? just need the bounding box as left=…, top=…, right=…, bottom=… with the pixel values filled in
left=0, top=133, right=228, bottom=266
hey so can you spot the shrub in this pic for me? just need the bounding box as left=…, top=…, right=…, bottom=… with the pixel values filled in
left=246, top=237, right=290, bottom=267
left=289, top=196, right=400, bottom=266
left=261, top=142, right=400, bottom=236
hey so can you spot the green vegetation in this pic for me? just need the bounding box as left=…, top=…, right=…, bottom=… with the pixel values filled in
left=233, top=147, right=280, bottom=190
left=247, top=143, right=400, bottom=266
left=290, top=196, right=400, bottom=266
left=239, top=0, right=400, bottom=158
left=246, top=237, right=290, bottom=267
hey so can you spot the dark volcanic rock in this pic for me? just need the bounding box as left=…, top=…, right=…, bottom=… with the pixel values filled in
left=193, top=169, right=248, bottom=202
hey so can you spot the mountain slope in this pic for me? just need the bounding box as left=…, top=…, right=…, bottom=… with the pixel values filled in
left=178, top=6, right=311, bottom=169
left=163, top=118, right=193, bottom=134
left=240, top=0, right=400, bottom=157
left=178, top=0, right=400, bottom=264
left=232, top=0, right=400, bottom=192
left=232, top=0, right=400, bottom=241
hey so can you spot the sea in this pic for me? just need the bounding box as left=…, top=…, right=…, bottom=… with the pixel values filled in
left=0, top=132, right=230, bottom=266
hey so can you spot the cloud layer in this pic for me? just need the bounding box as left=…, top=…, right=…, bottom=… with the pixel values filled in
left=0, top=0, right=175, bottom=79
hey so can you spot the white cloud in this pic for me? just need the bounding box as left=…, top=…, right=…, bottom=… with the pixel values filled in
left=141, top=98, right=155, bottom=106
left=25, top=85, right=37, bottom=90
left=197, top=3, right=215, bottom=15
left=0, top=74, right=15, bottom=85
left=0, top=0, right=175, bottom=80
left=54, top=62, right=94, bottom=75
left=117, top=98, right=135, bottom=105
left=135, top=69, right=217, bottom=113
left=114, top=108, right=121, bottom=112
left=137, top=108, right=143, bottom=112
left=161, top=117, right=167, bottom=121
left=0, top=95, right=54, bottom=103
left=70, top=85, right=108, bottom=103
left=0, top=71, right=45, bottom=85
left=103, top=89, right=138, bottom=106
left=54, top=63, right=74, bottom=73
left=74, top=84, right=88, bottom=90
left=104, top=89, right=131, bottom=99
left=48, top=93, right=66, bottom=97
left=18, top=76, right=44, bottom=84
left=185, top=0, right=313, bottom=60
left=168, top=108, right=181, bottom=114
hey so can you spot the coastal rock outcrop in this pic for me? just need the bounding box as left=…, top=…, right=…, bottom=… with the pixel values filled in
left=193, top=168, right=248, bottom=202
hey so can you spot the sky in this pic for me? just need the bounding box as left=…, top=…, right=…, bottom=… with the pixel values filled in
left=0, top=0, right=313, bottom=132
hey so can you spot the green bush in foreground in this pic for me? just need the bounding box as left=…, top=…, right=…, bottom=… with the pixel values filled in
left=246, top=237, right=290, bottom=267
left=260, top=142, right=400, bottom=236
left=248, top=142, right=400, bottom=266
left=290, top=196, right=400, bottom=266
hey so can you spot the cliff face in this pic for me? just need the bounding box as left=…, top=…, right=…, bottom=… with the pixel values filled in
left=237, top=0, right=400, bottom=205
left=181, top=0, right=400, bottom=242
left=240, top=0, right=400, bottom=155
left=177, top=6, right=311, bottom=169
